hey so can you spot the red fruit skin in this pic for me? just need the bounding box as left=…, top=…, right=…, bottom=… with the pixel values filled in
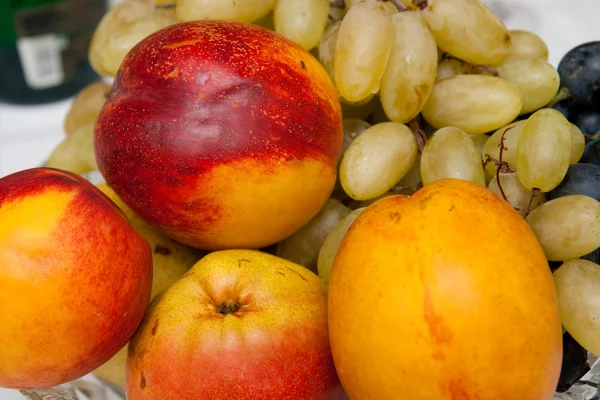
left=0, top=168, right=153, bottom=389
left=95, top=20, right=343, bottom=251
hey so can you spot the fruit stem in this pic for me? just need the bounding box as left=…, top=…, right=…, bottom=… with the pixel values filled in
left=330, top=0, right=345, bottom=8
left=413, top=0, right=428, bottom=9
left=524, top=188, right=541, bottom=217
left=154, top=3, right=175, bottom=9
left=472, top=64, right=499, bottom=77
left=546, top=87, right=572, bottom=107
left=216, top=300, right=241, bottom=315
left=482, top=126, right=515, bottom=203
left=408, top=117, right=428, bottom=152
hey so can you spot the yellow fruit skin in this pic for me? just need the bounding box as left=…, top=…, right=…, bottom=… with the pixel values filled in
left=92, top=183, right=205, bottom=388
left=328, top=179, right=562, bottom=400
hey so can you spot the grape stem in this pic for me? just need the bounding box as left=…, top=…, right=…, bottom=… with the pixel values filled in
left=385, top=0, right=410, bottom=12
left=154, top=3, right=175, bottom=9
left=392, top=182, right=423, bottom=193
left=472, top=64, right=499, bottom=77
left=413, top=0, right=428, bottom=9
left=546, top=86, right=572, bottom=108
left=440, top=53, right=498, bottom=77
left=408, top=117, right=428, bottom=152
left=524, top=188, right=541, bottom=217
left=484, top=126, right=515, bottom=203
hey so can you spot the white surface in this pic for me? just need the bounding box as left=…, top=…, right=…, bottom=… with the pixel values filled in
left=1, top=1, right=600, bottom=399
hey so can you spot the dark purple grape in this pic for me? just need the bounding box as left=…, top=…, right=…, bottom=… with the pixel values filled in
left=556, top=332, right=590, bottom=392
left=581, top=139, right=600, bottom=166
left=548, top=260, right=563, bottom=272
left=573, top=108, right=600, bottom=136
left=582, top=248, right=599, bottom=264
left=558, top=41, right=600, bottom=107
left=552, top=99, right=575, bottom=121
left=547, top=163, right=600, bottom=201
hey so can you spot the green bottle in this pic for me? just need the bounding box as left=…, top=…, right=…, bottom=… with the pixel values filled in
left=0, top=0, right=107, bottom=104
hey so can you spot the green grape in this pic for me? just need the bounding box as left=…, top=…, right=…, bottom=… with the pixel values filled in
left=273, top=0, right=329, bottom=50
left=89, top=0, right=156, bottom=76
left=421, top=75, right=523, bottom=135
left=100, top=9, right=178, bottom=76
left=176, top=0, right=274, bottom=23
left=482, top=120, right=526, bottom=177
left=554, top=259, right=600, bottom=356
left=469, top=134, right=488, bottom=156
left=436, top=57, right=476, bottom=81
left=340, top=122, right=418, bottom=200
left=526, top=195, right=600, bottom=261
left=488, top=172, right=545, bottom=217
left=507, top=30, right=549, bottom=61
left=64, top=81, right=111, bottom=136
left=419, top=0, right=511, bottom=65
left=396, top=151, right=422, bottom=188
left=334, top=0, right=394, bottom=103
left=495, top=57, right=560, bottom=115
left=342, top=119, right=371, bottom=155
left=318, top=21, right=341, bottom=83
left=47, top=125, right=98, bottom=175
left=340, top=95, right=379, bottom=119
left=420, top=126, right=486, bottom=186
left=317, top=207, right=366, bottom=283
left=516, top=108, right=572, bottom=192
left=276, top=198, right=351, bottom=273
left=379, top=11, right=437, bottom=123
left=570, top=123, right=586, bottom=164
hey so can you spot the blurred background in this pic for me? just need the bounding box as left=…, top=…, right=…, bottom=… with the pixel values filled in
left=0, top=0, right=600, bottom=179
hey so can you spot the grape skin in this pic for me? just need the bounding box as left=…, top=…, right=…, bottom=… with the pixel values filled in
left=507, top=29, right=549, bottom=60
left=333, top=0, right=394, bottom=103
left=64, top=82, right=111, bottom=136
left=554, top=259, right=600, bottom=356
left=526, top=195, right=600, bottom=261
left=516, top=108, right=573, bottom=192
left=482, top=120, right=526, bottom=177
left=422, top=75, right=523, bottom=135
left=420, top=126, right=485, bottom=186
left=317, top=207, right=366, bottom=283
left=558, top=41, right=600, bottom=107
left=273, top=0, right=329, bottom=50
left=276, top=198, right=350, bottom=273
left=495, top=57, right=560, bottom=115
left=419, top=0, right=511, bottom=65
left=379, top=11, right=437, bottom=124
left=340, top=122, right=418, bottom=200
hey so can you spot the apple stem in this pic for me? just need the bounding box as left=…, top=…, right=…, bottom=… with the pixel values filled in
left=216, top=300, right=241, bottom=315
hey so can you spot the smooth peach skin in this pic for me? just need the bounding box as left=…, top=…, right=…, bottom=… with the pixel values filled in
left=0, top=168, right=153, bottom=389
left=126, top=249, right=343, bottom=400
left=95, top=20, right=343, bottom=251
left=328, top=179, right=562, bottom=400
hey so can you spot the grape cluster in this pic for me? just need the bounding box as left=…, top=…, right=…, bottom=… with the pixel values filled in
left=53, top=0, right=600, bottom=394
